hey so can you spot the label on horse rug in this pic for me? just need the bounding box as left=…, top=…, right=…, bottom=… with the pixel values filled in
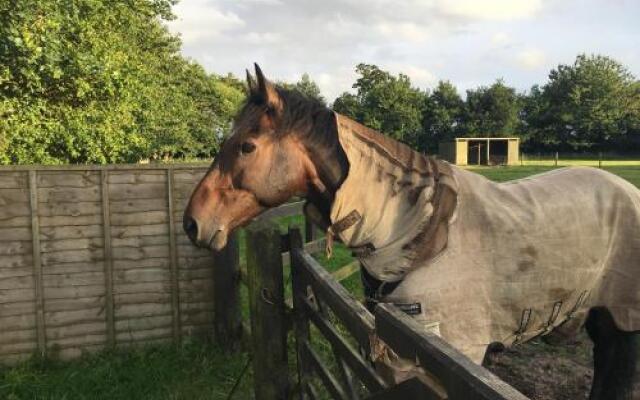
left=394, top=302, right=422, bottom=315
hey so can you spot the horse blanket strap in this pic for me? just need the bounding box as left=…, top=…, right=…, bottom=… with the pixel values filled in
left=361, top=266, right=422, bottom=315
left=325, top=210, right=377, bottom=258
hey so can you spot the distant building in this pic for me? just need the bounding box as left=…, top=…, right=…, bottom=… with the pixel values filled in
left=439, top=137, right=520, bottom=166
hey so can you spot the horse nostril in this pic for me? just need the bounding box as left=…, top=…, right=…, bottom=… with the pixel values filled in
left=183, top=216, right=199, bottom=243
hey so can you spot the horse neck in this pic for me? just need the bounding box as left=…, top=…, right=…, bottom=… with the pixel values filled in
left=327, top=114, right=441, bottom=280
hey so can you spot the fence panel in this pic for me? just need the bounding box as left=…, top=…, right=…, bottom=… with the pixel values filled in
left=0, top=164, right=214, bottom=364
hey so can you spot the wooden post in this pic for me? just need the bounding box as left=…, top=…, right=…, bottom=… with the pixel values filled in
left=599, top=152, right=603, bottom=168
left=100, top=169, right=116, bottom=348
left=486, top=140, right=491, bottom=166
left=213, top=232, right=241, bottom=350
left=166, top=168, right=182, bottom=344
left=246, top=221, right=290, bottom=400
left=28, top=170, right=46, bottom=356
left=290, top=227, right=311, bottom=399
left=554, top=152, right=558, bottom=167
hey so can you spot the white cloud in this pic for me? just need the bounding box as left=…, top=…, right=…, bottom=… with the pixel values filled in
left=515, top=49, right=547, bottom=70
left=491, top=32, right=511, bottom=46
left=376, top=22, right=430, bottom=43
left=437, top=0, right=543, bottom=20
left=165, top=0, right=640, bottom=101
left=167, top=0, right=244, bottom=44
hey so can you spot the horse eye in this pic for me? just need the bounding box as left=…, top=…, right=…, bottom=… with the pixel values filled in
left=240, top=141, right=256, bottom=154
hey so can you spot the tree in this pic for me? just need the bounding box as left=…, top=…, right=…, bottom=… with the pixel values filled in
left=421, top=80, right=465, bottom=152
left=536, top=54, right=640, bottom=150
left=332, top=64, right=427, bottom=147
left=0, top=0, right=244, bottom=164
left=463, top=79, right=520, bottom=137
left=279, top=73, right=326, bottom=105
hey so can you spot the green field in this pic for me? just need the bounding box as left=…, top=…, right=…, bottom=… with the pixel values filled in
left=2, top=164, right=640, bottom=400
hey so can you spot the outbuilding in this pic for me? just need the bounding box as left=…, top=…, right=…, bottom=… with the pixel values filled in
left=438, top=137, right=520, bottom=166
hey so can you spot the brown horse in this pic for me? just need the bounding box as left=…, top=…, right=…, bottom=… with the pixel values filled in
left=184, top=64, right=639, bottom=399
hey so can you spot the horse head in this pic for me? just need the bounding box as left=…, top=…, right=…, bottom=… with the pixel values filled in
left=183, top=64, right=348, bottom=250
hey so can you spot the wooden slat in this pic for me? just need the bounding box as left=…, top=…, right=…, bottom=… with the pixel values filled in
left=0, top=163, right=210, bottom=172
left=375, top=304, right=529, bottom=400
left=29, top=170, right=46, bottom=356
left=301, top=296, right=386, bottom=393
left=166, top=169, right=181, bottom=343
left=331, top=261, right=360, bottom=282
left=294, top=250, right=375, bottom=350
left=101, top=169, right=115, bottom=348
left=281, top=237, right=327, bottom=265
left=303, top=341, right=349, bottom=400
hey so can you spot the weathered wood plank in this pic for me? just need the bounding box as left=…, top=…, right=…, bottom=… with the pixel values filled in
left=108, top=183, right=167, bottom=200
left=0, top=240, right=33, bottom=257
left=0, top=328, right=36, bottom=346
left=29, top=170, right=46, bottom=356
left=115, top=303, right=172, bottom=319
left=41, top=248, right=104, bottom=265
left=0, top=203, right=31, bottom=219
left=375, top=304, right=529, bottom=400
left=110, top=224, right=168, bottom=238
left=0, top=188, right=30, bottom=204
left=110, top=211, right=168, bottom=226
left=1, top=313, right=37, bottom=331
left=37, top=171, right=100, bottom=188
left=115, top=327, right=173, bottom=343
left=107, top=170, right=166, bottom=184
left=0, top=299, right=35, bottom=317
left=46, top=322, right=106, bottom=341
left=301, top=296, right=386, bottom=392
left=101, top=168, right=115, bottom=349
left=167, top=168, right=181, bottom=344
left=114, top=267, right=170, bottom=283
left=112, top=235, right=168, bottom=248
left=43, top=271, right=105, bottom=288
left=110, top=198, right=168, bottom=213
left=213, top=232, right=241, bottom=350
left=246, top=221, right=290, bottom=400
left=113, top=281, right=172, bottom=294
left=40, top=225, right=103, bottom=240
left=38, top=186, right=101, bottom=203
left=113, top=257, right=170, bottom=271
left=295, top=251, right=375, bottom=350
left=44, top=284, right=106, bottom=300
left=0, top=172, right=27, bottom=189
left=41, top=261, right=105, bottom=275
left=115, top=315, right=172, bottom=332
left=38, top=201, right=101, bottom=217
left=256, top=201, right=304, bottom=221
left=40, top=238, right=103, bottom=253
left=111, top=245, right=170, bottom=261
left=303, top=341, right=349, bottom=400
left=44, top=307, right=105, bottom=327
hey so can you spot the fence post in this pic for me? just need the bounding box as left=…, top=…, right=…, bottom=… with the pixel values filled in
left=213, top=232, right=241, bottom=351
left=289, top=226, right=311, bottom=399
left=554, top=152, right=558, bottom=167
left=246, top=221, right=290, bottom=400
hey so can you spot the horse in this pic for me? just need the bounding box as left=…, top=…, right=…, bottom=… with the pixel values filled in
left=183, top=64, right=640, bottom=399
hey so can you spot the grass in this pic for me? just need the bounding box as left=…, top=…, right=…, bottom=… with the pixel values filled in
left=3, top=164, right=640, bottom=400
left=0, top=339, right=253, bottom=400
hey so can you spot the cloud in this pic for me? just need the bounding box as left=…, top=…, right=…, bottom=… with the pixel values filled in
left=437, top=0, right=543, bottom=20
left=164, top=0, right=640, bottom=100
left=491, top=32, right=511, bottom=46
left=515, top=49, right=547, bottom=70
left=169, top=0, right=244, bottom=44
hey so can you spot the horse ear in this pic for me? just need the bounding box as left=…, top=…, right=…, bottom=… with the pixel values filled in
left=245, top=69, right=257, bottom=94
left=254, top=63, right=282, bottom=114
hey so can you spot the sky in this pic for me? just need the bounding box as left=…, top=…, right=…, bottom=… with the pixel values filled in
left=166, top=0, right=640, bottom=101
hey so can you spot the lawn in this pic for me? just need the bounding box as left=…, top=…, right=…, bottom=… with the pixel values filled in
left=2, top=164, right=639, bottom=400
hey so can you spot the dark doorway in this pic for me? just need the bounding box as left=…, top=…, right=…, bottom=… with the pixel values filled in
left=468, top=140, right=487, bottom=165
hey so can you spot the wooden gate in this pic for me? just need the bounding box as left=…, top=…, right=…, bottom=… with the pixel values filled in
left=287, top=226, right=529, bottom=400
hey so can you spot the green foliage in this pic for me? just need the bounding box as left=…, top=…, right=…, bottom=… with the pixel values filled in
left=0, top=0, right=245, bottom=164
left=463, top=79, right=520, bottom=137
left=525, top=54, right=640, bottom=150
left=421, top=80, right=465, bottom=152
left=280, top=73, right=326, bottom=105
left=333, top=64, right=427, bottom=147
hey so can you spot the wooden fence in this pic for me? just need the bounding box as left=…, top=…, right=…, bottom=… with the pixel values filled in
left=235, top=222, right=530, bottom=400
left=0, top=164, right=217, bottom=364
